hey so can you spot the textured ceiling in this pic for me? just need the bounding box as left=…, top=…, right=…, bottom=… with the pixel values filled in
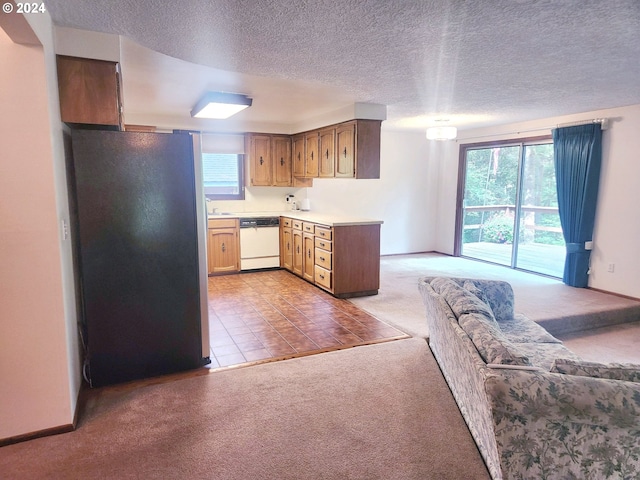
left=44, top=0, right=640, bottom=131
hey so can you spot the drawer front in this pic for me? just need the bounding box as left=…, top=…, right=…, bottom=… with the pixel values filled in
left=314, top=265, right=332, bottom=290
left=302, top=222, right=315, bottom=233
left=208, top=218, right=237, bottom=229
left=281, top=217, right=292, bottom=227
left=314, top=237, right=332, bottom=252
left=315, top=226, right=332, bottom=240
left=292, top=220, right=303, bottom=230
left=314, top=248, right=332, bottom=270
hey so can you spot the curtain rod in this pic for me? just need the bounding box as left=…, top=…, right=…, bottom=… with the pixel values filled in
left=457, top=118, right=609, bottom=142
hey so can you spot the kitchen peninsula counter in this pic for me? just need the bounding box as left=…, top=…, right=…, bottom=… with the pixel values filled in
left=209, top=211, right=383, bottom=227
left=281, top=211, right=383, bottom=227
left=279, top=212, right=382, bottom=298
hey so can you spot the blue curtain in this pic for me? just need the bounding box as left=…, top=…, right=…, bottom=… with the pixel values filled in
left=552, top=124, right=602, bottom=287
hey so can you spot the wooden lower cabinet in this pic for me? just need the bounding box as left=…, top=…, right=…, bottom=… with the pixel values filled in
left=280, top=222, right=293, bottom=271
left=292, top=228, right=303, bottom=276
left=302, top=231, right=315, bottom=282
left=207, top=218, right=240, bottom=275
left=280, top=216, right=380, bottom=298
left=329, top=224, right=380, bottom=297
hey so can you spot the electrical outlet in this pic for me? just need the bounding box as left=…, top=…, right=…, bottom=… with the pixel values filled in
left=607, top=263, right=615, bottom=273
left=62, top=219, right=69, bottom=240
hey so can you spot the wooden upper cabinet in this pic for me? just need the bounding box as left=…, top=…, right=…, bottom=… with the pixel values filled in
left=246, top=133, right=292, bottom=187
left=335, top=123, right=355, bottom=178
left=56, top=55, right=122, bottom=128
left=247, top=119, right=380, bottom=185
left=250, top=134, right=273, bottom=186
left=292, top=134, right=305, bottom=177
left=272, top=135, right=292, bottom=186
left=319, top=128, right=336, bottom=177
left=304, top=132, right=319, bottom=177
left=352, top=119, right=382, bottom=179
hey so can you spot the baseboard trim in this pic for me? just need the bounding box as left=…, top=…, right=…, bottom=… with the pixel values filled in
left=588, top=287, right=640, bottom=302
left=0, top=382, right=86, bottom=447
left=0, top=423, right=75, bottom=447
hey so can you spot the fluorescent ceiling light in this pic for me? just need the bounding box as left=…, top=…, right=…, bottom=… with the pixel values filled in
left=191, top=92, right=253, bottom=119
left=426, top=126, right=457, bottom=140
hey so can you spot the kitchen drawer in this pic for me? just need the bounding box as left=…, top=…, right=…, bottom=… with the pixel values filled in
left=314, top=265, right=332, bottom=290
left=315, top=226, right=332, bottom=240
left=315, top=248, right=332, bottom=270
left=302, top=222, right=315, bottom=234
left=208, top=218, right=238, bottom=229
left=314, top=237, right=332, bottom=252
left=292, top=220, right=303, bottom=230
left=281, top=217, right=292, bottom=227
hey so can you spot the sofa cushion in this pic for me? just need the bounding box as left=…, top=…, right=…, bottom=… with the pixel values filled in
left=498, top=314, right=562, bottom=344
left=551, top=358, right=640, bottom=382
left=430, top=278, right=497, bottom=323
left=458, top=313, right=531, bottom=366
left=516, top=342, right=582, bottom=371
left=462, top=280, right=490, bottom=306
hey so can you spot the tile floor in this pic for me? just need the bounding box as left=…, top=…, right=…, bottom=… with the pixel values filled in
left=206, top=269, right=408, bottom=369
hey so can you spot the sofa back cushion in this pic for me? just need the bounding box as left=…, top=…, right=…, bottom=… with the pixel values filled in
left=422, top=276, right=515, bottom=322
left=464, top=279, right=515, bottom=322
left=458, top=313, right=531, bottom=366
left=430, top=277, right=497, bottom=323
left=551, top=359, right=640, bottom=383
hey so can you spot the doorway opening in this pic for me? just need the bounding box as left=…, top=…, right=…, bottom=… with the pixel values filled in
left=455, top=136, right=564, bottom=277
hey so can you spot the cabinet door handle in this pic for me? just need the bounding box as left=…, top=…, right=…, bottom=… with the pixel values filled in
left=320, top=256, right=325, bottom=261
left=287, top=242, right=290, bottom=250
left=280, top=157, right=284, bottom=166
left=343, top=147, right=347, bottom=158
left=319, top=274, right=325, bottom=279
left=326, top=149, right=329, bottom=159
left=310, top=151, right=314, bottom=161
left=297, top=152, right=301, bottom=161
left=297, top=245, right=300, bottom=254
left=259, top=156, right=264, bottom=165
left=221, top=243, right=226, bottom=253
left=308, top=249, right=311, bottom=258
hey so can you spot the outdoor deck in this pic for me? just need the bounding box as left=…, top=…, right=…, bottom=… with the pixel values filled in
left=461, top=241, right=565, bottom=278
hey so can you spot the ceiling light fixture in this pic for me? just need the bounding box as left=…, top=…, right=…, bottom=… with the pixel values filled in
left=191, top=92, right=253, bottom=119
left=426, top=125, right=457, bottom=141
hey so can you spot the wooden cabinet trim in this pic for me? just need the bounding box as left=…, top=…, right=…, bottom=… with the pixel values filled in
left=208, top=218, right=239, bottom=229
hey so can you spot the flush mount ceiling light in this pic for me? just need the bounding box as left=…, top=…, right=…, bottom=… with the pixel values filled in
left=426, top=125, right=457, bottom=141
left=190, top=92, right=253, bottom=119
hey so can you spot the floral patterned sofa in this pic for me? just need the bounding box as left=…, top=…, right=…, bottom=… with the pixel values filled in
left=418, top=276, right=640, bottom=480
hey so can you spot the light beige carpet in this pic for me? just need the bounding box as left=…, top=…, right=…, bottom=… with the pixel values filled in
left=351, top=253, right=640, bottom=344
left=0, top=338, right=490, bottom=480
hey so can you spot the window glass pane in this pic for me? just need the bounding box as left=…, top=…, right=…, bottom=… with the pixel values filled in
left=203, top=153, right=240, bottom=196
left=515, top=144, right=564, bottom=277
left=461, top=146, right=519, bottom=266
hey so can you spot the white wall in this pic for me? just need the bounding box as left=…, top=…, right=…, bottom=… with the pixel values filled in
left=308, top=130, right=435, bottom=255
left=0, top=13, right=79, bottom=439
left=434, top=104, right=640, bottom=298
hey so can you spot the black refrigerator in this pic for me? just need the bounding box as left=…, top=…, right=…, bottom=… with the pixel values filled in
left=70, top=130, right=210, bottom=387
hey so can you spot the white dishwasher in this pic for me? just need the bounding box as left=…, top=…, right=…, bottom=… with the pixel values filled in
left=239, top=217, right=281, bottom=270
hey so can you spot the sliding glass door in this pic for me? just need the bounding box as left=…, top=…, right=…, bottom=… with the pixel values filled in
left=458, top=138, right=564, bottom=277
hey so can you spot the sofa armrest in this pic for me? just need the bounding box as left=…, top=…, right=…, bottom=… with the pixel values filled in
left=485, top=369, right=640, bottom=479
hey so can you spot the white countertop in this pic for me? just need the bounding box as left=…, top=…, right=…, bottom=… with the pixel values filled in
left=208, top=211, right=383, bottom=227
